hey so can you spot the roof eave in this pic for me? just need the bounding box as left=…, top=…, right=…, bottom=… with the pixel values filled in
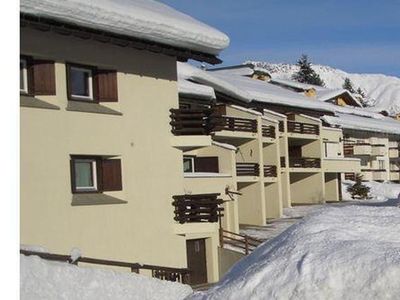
left=20, top=13, right=223, bottom=65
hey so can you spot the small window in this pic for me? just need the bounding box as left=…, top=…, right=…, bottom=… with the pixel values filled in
left=68, top=65, right=93, bottom=101
left=71, top=156, right=123, bottom=194
left=378, top=160, right=385, bottom=170
left=20, top=59, right=28, bottom=94
left=73, top=158, right=98, bottom=192
left=183, top=156, right=194, bottom=173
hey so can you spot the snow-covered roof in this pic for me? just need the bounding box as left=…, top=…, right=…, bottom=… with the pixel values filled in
left=322, top=113, right=400, bottom=135
left=20, top=0, right=229, bottom=56
left=210, top=72, right=335, bottom=113
left=176, top=63, right=400, bottom=136
left=178, top=63, right=251, bottom=103
left=271, top=78, right=326, bottom=91
left=317, top=89, right=362, bottom=107
left=178, top=79, right=215, bottom=100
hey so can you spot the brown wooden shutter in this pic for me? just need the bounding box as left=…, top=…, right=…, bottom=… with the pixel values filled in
left=95, top=70, right=118, bottom=102
left=101, top=159, right=122, bottom=191
left=194, top=157, right=219, bottom=173
left=32, top=60, right=56, bottom=95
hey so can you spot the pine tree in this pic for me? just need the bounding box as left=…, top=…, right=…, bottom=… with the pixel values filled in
left=342, top=77, right=355, bottom=93
left=347, top=174, right=370, bottom=199
left=356, top=87, right=365, bottom=98
left=292, top=54, right=325, bottom=87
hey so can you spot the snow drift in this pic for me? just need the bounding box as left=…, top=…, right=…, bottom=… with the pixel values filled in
left=20, top=254, right=192, bottom=300
left=20, top=0, right=229, bottom=55
left=189, top=206, right=400, bottom=300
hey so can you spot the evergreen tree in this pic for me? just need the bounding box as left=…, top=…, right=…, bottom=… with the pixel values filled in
left=356, top=87, right=365, bottom=98
left=292, top=54, right=325, bottom=87
left=342, top=77, right=355, bottom=93
left=347, top=174, right=370, bottom=199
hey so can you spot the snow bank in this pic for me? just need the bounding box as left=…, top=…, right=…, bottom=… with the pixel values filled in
left=189, top=206, right=400, bottom=300
left=20, top=0, right=229, bottom=55
left=342, top=180, right=400, bottom=201
left=21, top=254, right=192, bottom=300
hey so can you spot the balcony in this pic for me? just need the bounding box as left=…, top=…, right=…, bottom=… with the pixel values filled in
left=287, top=121, right=319, bottom=136
left=236, top=163, right=260, bottom=177
left=344, top=143, right=372, bottom=156
left=169, top=108, right=212, bottom=150
left=288, top=157, right=321, bottom=169
left=323, top=157, right=361, bottom=173
left=360, top=169, right=387, bottom=181
left=389, top=147, right=399, bottom=158
left=170, top=108, right=212, bottom=136
left=263, top=165, right=277, bottom=180
left=360, top=169, right=373, bottom=181
left=371, top=144, right=386, bottom=156
left=390, top=170, right=400, bottom=181
left=172, top=193, right=224, bottom=224
left=261, top=125, right=276, bottom=139
left=279, top=121, right=285, bottom=133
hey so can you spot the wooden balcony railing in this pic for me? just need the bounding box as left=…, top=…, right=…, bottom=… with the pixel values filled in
left=288, top=157, right=321, bottom=168
left=170, top=108, right=258, bottom=136
left=280, top=157, right=286, bottom=168
left=236, top=162, right=260, bottom=176
left=219, top=229, right=263, bottom=255
left=287, top=121, right=319, bottom=135
left=169, top=108, right=212, bottom=136
left=262, top=125, right=276, bottom=138
left=361, top=169, right=386, bottom=172
left=210, top=116, right=257, bottom=133
left=172, top=193, right=224, bottom=224
left=20, top=249, right=190, bottom=284
left=263, top=165, right=277, bottom=177
left=279, top=121, right=285, bottom=132
left=344, top=173, right=356, bottom=180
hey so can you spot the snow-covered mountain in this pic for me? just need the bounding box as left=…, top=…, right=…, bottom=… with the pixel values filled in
left=246, top=61, right=400, bottom=115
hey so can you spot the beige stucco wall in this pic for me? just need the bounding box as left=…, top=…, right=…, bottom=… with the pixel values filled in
left=290, top=172, right=325, bottom=204
left=20, top=27, right=220, bottom=282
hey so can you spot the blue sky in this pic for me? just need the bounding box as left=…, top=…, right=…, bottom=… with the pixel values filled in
left=159, top=0, right=400, bottom=77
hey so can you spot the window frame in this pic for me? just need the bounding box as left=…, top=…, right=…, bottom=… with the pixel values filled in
left=66, top=63, right=95, bottom=102
left=183, top=156, right=195, bottom=173
left=20, top=58, right=29, bottom=94
left=70, top=156, right=101, bottom=194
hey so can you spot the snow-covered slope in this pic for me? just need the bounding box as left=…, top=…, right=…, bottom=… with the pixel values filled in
left=247, top=61, right=400, bottom=115
left=189, top=202, right=400, bottom=300
left=20, top=253, right=192, bottom=300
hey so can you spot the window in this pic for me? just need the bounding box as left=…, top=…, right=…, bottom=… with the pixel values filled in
left=70, top=156, right=122, bottom=193
left=20, top=56, right=56, bottom=96
left=20, top=59, right=28, bottom=94
left=68, top=65, right=93, bottom=101
left=183, top=156, right=219, bottom=173
left=183, top=156, right=194, bottom=173
left=378, top=160, right=385, bottom=170
left=73, top=158, right=98, bottom=192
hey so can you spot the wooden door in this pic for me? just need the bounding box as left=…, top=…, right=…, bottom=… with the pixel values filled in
left=186, top=239, right=208, bottom=285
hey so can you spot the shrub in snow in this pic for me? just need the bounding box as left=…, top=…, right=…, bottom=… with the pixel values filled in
left=347, top=174, right=370, bottom=199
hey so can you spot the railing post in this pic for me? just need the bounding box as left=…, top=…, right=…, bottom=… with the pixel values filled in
left=244, top=237, right=249, bottom=255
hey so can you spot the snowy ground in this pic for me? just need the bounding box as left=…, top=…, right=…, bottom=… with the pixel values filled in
left=189, top=181, right=400, bottom=299
left=20, top=254, right=192, bottom=300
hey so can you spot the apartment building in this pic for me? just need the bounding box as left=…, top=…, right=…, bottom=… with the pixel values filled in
left=20, top=0, right=232, bottom=285
left=178, top=63, right=363, bottom=210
